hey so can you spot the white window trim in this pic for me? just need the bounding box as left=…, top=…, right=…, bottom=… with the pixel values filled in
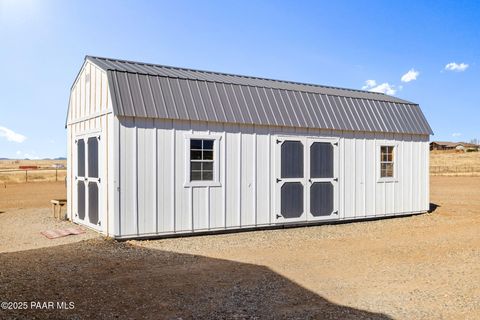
left=184, top=134, right=222, bottom=187
left=376, top=142, right=398, bottom=183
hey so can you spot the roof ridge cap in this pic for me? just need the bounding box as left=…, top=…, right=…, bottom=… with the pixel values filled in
left=86, top=55, right=406, bottom=100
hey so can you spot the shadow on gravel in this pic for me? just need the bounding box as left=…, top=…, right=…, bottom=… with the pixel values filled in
left=0, top=239, right=392, bottom=319
left=429, top=202, right=441, bottom=213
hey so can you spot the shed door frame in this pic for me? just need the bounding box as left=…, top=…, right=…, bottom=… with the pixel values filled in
left=73, top=130, right=103, bottom=232
left=274, top=135, right=339, bottom=224
left=275, top=137, right=307, bottom=223
left=306, top=137, right=339, bottom=221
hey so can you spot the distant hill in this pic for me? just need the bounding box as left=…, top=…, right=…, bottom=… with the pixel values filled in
left=0, top=157, right=66, bottom=160
left=39, top=157, right=67, bottom=160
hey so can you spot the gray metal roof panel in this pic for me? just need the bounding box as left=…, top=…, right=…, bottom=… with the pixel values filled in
left=149, top=76, right=168, bottom=118
left=189, top=81, right=208, bottom=121
left=158, top=77, right=177, bottom=118
left=377, top=100, right=397, bottom=133
left=86, top=56, right=414, bottom=104
left=86, top=56, right=433, bottom=135
left=394, top=103, right=409, bottom=132
left=349, top=99, right=366, bottom=131
left=257, top=87, right=279, bottom=126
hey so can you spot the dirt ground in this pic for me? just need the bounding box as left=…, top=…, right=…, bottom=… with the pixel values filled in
left=0, top=176, right=479, bottom=319
left=0, top=182, right=67, bottom=210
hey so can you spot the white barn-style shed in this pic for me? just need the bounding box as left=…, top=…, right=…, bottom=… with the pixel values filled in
left=66, top=56, right=433, bottom=239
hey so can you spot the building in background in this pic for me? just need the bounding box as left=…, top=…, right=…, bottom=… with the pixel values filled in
left=430, top=141, right=479, bottom=151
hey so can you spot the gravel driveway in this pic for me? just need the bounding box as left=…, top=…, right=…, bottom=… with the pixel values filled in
left=0, top=176, right=479, bottom=319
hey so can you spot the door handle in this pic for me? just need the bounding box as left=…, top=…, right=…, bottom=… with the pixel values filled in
left=276, top=214, right=282, bottom=219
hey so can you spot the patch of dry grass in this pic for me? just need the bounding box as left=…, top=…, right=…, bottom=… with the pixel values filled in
left=0, top=159, right=66, bottom=170
left=430, top=150, right=480, bottom=176
left=0, top=160, right=67, bottom=183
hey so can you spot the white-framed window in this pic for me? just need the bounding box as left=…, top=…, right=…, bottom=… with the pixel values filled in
left=184, top=134, right=221, bottom=187
left=378, top=144, right=396, bottom=181
left=190, top=139, right=214, bottom=181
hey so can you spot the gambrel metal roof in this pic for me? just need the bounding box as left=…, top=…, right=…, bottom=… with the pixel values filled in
left=86, top=56, right=433, bottom=135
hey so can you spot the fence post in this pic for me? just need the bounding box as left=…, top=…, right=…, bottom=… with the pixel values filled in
left=56, top=168, right=58, bottom=182
left=25, top=170, right=27, bottom=182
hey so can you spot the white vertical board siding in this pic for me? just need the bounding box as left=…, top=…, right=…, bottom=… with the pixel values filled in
left=394, top=134, right=403, bottom=215
left=207, top=122, right=226, bottom=229
left=174, top=121, right=191, bottom=231
left=364, top=132, right=375, bottom=216
left=412, top=135, right=420, bottom=213
left=425, top=140, right=430, bottom=210
left=343, top=131, right=355, bottom=219
left=114, top=117, right=430, bottom=238
left=137, top=118, right=157, bottom=234
left=255, top=126, right=271, bottom=225
left=355, top=135, right=365, bottom=218
left=156, top=119, right=174, bottom=233
left=225, top=124, right=241, bottom=228
left=66, top=60, right=114, bottom=236
left=119, top=117, right=137, bottom=235
left=66, top=125, right=72, bottom=220
left=240, top=126, right=255, bottom=227
left=68, top=61, right=112, bottom=124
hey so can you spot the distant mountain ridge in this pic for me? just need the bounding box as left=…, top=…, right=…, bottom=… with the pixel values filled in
left=0, top=157, right=66, bottom=160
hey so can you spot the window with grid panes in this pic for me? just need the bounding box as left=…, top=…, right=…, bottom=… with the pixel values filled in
left=190, top=139, right=214, bottom=181
left=380, top=146, right=394, bottom=178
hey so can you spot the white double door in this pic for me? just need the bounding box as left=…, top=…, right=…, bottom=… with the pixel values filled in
left=275, top=136, right=339, bottom=223
left=74, top=134, right=102, bottom=231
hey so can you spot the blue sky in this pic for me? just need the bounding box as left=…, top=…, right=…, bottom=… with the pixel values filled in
left=0, top=0, right=478, bottom=158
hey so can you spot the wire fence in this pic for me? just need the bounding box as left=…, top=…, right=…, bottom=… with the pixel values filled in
left=1, top=166, right=478, bottom=183
left=0, top=168, right=67, bottom=183
left=430, top=165, right=480, bottom=175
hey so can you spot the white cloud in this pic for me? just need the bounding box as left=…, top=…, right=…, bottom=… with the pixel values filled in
left=23, top=153, right=40, bottom=160
left=0, top=126, right=27, bottom=143
left=362, top=79, right=377, bottom=90
left=401, top=69, right=419, bottom=82
left=445, top=62, right=469, bottom=72
left=14, top=150, right=40, bottom=159
left=452, top=133, right=462, bottom=137
left=370, top=83, right=397, bottom=95
left=362, top=80, right=397, bottom=95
